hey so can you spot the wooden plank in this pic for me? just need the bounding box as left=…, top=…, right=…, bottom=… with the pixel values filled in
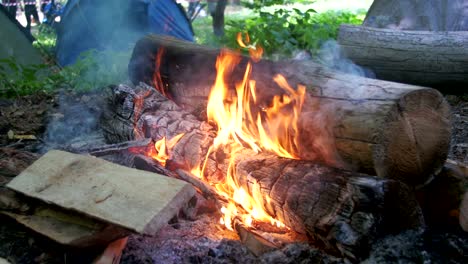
left=1, top=207, right=130, bottom=247
left=7, top=150, right=195, bottom=235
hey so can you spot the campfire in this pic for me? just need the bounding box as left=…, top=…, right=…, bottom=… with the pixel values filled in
left=3, top=32, right=464, bottom=263
left=136, top=34, right=308, bottom=233
left=102, top=32, right=453, bottom=259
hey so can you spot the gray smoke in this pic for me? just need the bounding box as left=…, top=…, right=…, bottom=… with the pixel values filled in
left=316, top=40, right=375, bottom=78
left=40, top=91, right=105, bottom=153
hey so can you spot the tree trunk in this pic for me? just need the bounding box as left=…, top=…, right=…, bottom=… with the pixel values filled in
left=212, top=0, right=227, bottom=36
left=100, top=83, right=424, bottom=259
left=363, top=0, right=468, bottom=31
left=337, top=24, right=468, bottom=89
left=126, top=35, right=452, bottom=186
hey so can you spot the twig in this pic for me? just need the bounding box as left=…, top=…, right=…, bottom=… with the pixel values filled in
left=75, top=138, right=152, bottom=156
left=175, top=169, right=227, bottom=205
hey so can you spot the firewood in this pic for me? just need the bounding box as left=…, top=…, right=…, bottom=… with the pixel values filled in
left=363, top=0, right=468, bottom=31
left=7, top=150, right=196, bottom=236
left=101, top=84, right=424, bottom=259
left=461, top=193, right=468, bottom=232
left=416, top=160, right=468, bottom=229
left=338, top=24, right=468, bottom=88
left=1, top=206, right=131, bottom=248
left=72, top=138, right=152, bottom=157
left=126, top=34, right=452, bottom=186
left=0, top=148, right=39, bottom=178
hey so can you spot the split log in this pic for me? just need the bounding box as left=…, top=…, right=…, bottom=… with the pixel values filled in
left=101, top=84, right=424, bottom=259
left=126, top=35, right=452, bottom=186
left=338, top=24, right=468, bottom=89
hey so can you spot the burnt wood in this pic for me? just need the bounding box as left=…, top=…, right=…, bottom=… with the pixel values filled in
left=101, top=83, right=424, bottom=259
left=126, top=35, right=452, bottom=186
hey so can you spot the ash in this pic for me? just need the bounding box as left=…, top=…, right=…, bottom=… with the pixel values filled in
left=121, top=213, right=342, bottom=264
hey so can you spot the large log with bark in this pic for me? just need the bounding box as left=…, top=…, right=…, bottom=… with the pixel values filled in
left=363, top=0, right=468, bottom=31
left=101, top=83, right=424, bottom=259
left=337, top=24, right=468, bottom=88
left=126, top=35, right=452, bottom=186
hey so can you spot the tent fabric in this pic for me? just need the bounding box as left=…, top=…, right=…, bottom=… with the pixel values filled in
left=56, top=0, right=194, bottom=66
left=0, top=6, right=43, bottom=67
left=0, top=5, right=35, bottom=42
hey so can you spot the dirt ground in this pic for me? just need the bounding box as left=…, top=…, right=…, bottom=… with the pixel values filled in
left=0, top=89, right=467, bottom=264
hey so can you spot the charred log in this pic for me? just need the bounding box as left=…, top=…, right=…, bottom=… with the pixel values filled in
left=416, top=160, right=468, bottom=229
left=126, top=35, right=452, bottom=186
left=337, top=24, right=468, bottom=89
left=101, top=83, right=424, bottom=259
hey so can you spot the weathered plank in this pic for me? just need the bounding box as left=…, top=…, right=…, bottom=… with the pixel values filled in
left=1, top=207, right=130, bottom=247
left=7, top=150, right=195, bottom=235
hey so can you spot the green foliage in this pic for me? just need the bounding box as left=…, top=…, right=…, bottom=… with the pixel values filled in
left=0, top=50, right=131, bottom=98
left=242, top=0, right=291, bottom=10
left=33, top=24, right=58, bottom=62
left=60, top=50, right=131, bottom=92
left=225, top=9, right=364, bottom=57
left=0, top=57, right=54, bottom=97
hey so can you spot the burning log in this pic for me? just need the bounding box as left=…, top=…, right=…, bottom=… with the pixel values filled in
left=337, top=24, right=468, bottom=88
left=101, top=83, right=424, bottom=259
left=127, top=34, right=451, bottom=186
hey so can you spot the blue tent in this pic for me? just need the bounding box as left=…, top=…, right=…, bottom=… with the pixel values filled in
left=56, top=0, right=194, bottom=66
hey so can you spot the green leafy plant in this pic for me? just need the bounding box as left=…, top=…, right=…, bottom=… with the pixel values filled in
left=0, top=57, right=55, bottom=97
left=0, top=49, right=131, bottom=98
left=33, top=24, right=58, bottom=62
left=225, top=7, right=364, bottom=58
left=59, top=49, right=131, bottom=92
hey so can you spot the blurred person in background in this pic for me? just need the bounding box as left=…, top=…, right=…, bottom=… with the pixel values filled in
left=2, top=0, right=19, bottom=18
left=40, top=0, right=49, bottom=12
left=23, top=0, right=40, bottom=30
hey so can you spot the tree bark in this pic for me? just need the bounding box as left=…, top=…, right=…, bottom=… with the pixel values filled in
left=212, top=0, right=227, bottom=36
left=100, top=83, right=424, bottom=259
left=363, top=0, right=468, bottom=31
left=126, top=35, right=452, bottom=186
left=337, top=24, right=468, bottom=89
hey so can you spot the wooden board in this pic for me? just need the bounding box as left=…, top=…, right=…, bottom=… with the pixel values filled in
left=1, top=207, right=130, bottom=247
left=6, top=150, right=195, bottom=235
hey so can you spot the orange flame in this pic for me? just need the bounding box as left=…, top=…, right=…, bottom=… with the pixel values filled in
left=236, top=32, right=263, bottom=62
left=153, top=48, right=171, bottom=98
left=146, top=33, right=304, bottom=231
left=133, top=90, right=152, bottom=139
left=199, top=34, right=304, bottom=230
left=148, top=134, right=184, bottom=166
left=206, top=49, right=305, bottom=160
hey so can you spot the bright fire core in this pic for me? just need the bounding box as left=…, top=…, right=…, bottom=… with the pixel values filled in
left=151, top=33, right=306, bottom=231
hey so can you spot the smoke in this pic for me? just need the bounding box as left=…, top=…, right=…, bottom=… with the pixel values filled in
left=316, top=40, right=375, bottom=78
left=40, top=91, right=105, bottom=152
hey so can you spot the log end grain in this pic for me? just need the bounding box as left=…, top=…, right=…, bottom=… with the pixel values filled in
left=373, top=88, right=451, bottom=186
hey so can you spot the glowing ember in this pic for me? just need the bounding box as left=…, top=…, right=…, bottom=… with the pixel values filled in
left=133, top=90, right=152, bottom=139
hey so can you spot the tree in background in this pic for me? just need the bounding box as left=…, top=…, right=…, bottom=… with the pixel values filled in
left=208, top=0, right=228, bottom=36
